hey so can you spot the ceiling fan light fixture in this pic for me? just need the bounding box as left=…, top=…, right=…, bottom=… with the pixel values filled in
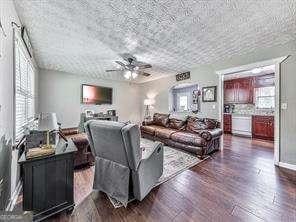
left=131, top=71, right=138, bottom=79
left=124, top=70, right=132, bottom=79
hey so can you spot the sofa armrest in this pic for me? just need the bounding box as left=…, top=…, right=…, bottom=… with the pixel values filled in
left=199, top=128, right=223, bottom=141
left=142, top=120, right=154, bottom=126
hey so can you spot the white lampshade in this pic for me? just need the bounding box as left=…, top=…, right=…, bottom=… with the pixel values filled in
left=124, top=70, right=132, bottom=79
left=131, top=71, right=138, bottom=79
left=144, top=99, right=155, bottom=106
left=38, top=113, right=59, bottom=131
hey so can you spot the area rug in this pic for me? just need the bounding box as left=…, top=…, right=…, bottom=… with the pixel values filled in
left=108, top=138, right=208, bottom=208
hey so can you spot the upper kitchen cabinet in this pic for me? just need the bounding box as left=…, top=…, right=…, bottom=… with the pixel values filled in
left=254, top=74, right=275, bottom=87
left=224, top=77, right=254, bottom=104
left=224, top=80, right=236, bottom=103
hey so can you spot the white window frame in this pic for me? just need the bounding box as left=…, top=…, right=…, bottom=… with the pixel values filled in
left=255, top=86, right=275, bottom=109
left=13, top=30, right=36, bottom=142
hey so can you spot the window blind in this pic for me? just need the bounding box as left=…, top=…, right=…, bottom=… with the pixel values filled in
left=14, top=36, right=36, bottom=141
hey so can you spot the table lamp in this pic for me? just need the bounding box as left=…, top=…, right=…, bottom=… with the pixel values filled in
left=144, top=99, right=155, bottom=120
left=38, top=113, right=59, bottom=150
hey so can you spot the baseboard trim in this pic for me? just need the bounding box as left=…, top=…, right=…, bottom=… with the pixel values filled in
left=6, top=180, right=22, bottom=211
left=278, top=162, right=296, bottom=171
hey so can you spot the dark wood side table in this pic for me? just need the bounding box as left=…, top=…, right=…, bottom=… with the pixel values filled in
left=18, top=139, right=77, bottom=222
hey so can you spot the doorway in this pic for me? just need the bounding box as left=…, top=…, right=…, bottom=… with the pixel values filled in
left=216, top=57, right=288, bottom=166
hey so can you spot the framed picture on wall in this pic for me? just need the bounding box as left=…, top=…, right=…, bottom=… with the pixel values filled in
left=202, top=86, right=217, bottom=102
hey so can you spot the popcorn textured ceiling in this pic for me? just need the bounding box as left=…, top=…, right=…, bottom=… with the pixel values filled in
left=14, top=0, right=296, bottom=83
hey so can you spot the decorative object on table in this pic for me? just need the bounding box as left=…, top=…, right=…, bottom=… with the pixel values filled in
left=21, top=26, right=33, bottom=58
left=176, top=71, right=190, bottom=81
left=26, top=147, right=55, bottom=159
left=202, top=86, right=217, bottom=102
left=26, top=113, right=63, bottom=151
left=37, top=113, right=59, bottom=150
left=107, top=109, right=116, bottom=116
left=85, top=110, right=94, bottom=118
left=18, top=138, right=77, bottom=221
left=144, top=98, right=155, bottom=121
left=191, top=89, right=201, bottom=114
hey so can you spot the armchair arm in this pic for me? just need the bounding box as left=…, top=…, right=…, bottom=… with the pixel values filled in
left=199, top=128, right=223, bottom=141
left=133, top=142, right=164, bottom=201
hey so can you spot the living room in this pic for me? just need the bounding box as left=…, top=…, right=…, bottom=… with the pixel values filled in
left=1, top=1, right=296, bottom=221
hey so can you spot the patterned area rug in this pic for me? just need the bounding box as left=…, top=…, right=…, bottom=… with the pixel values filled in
left=108, top=138, right=208, bottom=208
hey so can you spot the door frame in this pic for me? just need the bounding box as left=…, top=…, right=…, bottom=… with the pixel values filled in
left=216, top=56, right=288, bottom=166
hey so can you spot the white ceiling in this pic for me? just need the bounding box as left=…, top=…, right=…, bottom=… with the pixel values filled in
left=14, top=0, right=296, bottom=83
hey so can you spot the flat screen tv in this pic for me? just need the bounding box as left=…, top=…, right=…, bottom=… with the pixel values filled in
left=81, top=84, right=112, bottom=105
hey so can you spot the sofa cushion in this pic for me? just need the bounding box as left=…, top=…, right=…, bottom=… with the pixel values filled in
left=186, top=116, right=208, bottom=133
left=155, top=127, right=178, bottom=139
left=153, top=113, right=170, bottom=127
left=168, top=114, right=188, bottom=130
left=140, top=125, right=166, bottom=135
left=171, top=131, right=206, bottom=147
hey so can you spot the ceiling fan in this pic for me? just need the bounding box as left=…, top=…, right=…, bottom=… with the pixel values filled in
left=106, top=53, right=152, bottom=80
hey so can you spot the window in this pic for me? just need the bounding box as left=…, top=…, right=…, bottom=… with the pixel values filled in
left=170, top=84, right=199, bottom=112
left=178, top=95, right=188, bottom=111
left=255, top=86, right=275, bottom=109
left=14, top=35, right=36, bottom=141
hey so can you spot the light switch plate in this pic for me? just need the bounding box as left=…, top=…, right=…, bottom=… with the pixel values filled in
left=212, top=104, right=216, bottom=109
left=281, top=103, right=288, bottom=110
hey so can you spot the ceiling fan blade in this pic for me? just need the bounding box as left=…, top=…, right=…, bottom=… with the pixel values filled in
left=105, top=69, right=122, bottom=72
left=140, top=72, right=151, bottom=77
left=137, top=64, right=152, bottom=69
left=115, top=61, right=126, bottom=67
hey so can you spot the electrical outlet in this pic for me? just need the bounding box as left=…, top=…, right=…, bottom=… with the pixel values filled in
left=281, top=103, right=288, bottom=110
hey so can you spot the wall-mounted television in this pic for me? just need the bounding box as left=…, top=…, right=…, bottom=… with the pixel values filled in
left=81, top=84, right=113, bottom=105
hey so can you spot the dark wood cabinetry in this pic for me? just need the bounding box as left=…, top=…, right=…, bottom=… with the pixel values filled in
left=224, top=77, right=254, bottom=104
left=223, top=114, right=232, bottom=134
left=252, top=115, right=274, bottom=141
left=254, top=74, right=275, bottom=87
left=19, top=140, right=77, bottom=221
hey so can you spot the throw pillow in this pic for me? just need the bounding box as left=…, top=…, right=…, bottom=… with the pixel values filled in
left=153, top=113, right=170, bottom=127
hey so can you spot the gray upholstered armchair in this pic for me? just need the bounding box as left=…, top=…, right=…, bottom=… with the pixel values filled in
left=84, top=120, right=163, bottom=206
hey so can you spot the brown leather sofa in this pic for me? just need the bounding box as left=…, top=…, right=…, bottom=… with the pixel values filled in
left=140, top=113, right=222, bottom=158
left=61, top=128, right=95, bottom=168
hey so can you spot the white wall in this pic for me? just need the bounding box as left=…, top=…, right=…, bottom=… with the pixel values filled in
left=140, top=40, right=296, bottom=165
left=139, top=65, right=219, bottom=120
left=38, top=69, right=141, bottom=128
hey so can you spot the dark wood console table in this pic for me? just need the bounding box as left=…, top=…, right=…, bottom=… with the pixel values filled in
left=18, top=139, right=77, bottom=221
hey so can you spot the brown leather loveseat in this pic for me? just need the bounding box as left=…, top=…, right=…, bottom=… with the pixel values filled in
left=140, top=113, right=222, bottom=158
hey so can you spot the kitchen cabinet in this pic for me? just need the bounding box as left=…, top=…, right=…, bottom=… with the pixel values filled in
left=254, top=74, right=275, bottom=87
left=224, top=77, right=253, bottom=104
left=252, top=115, right=274, bottom=140
left=223, top=114, right=232, bottom=134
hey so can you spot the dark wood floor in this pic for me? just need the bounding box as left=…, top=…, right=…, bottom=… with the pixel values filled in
left=49, top=135, right=296, bottom=222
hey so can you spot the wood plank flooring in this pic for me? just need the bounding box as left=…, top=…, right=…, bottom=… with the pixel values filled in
left=48, top=135, right=296, bottom=222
